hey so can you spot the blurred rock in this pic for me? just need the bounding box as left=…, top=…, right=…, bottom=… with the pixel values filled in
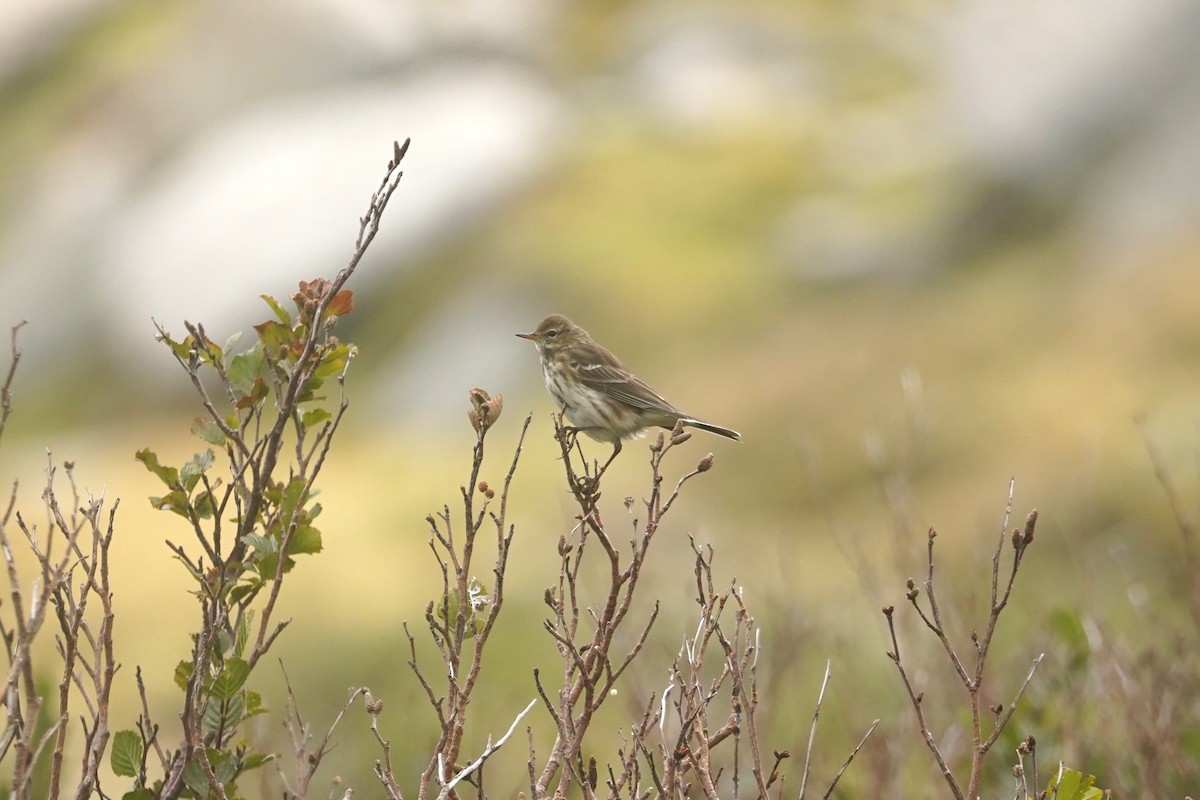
left=940, top=0, right=1200, bottom=263
left=0, top=2, right=563, bottom=368
left=618, top=6, right=816, bottom=129
left=98, top=66, right=562, bottom=354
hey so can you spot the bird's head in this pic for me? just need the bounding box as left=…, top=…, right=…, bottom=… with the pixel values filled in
left=516, top=314, right=585, bottom=356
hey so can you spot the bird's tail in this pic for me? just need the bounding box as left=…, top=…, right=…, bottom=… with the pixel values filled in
left=681, top=418, right=741, bottom=442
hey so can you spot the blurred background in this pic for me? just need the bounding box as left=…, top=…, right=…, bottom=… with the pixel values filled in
left=3, top=0, right=1200, bottom=796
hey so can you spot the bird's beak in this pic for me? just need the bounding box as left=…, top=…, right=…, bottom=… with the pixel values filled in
left=516, top=332, right=538, bottom=341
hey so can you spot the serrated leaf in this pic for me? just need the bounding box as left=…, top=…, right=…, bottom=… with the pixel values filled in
left=296, top=377, right=325, bottom=404
left=301, top=408, right=331, bottom=429
left=203, top=693, right=244, bottom=733
left=174, top=660, right=193, bottom=691
left=228, top=347, right=265, bottom=398
left=208, top=658, right=250, bottom=701
left=1047, top=767, right=1104, bottom=800
left=257, top=551, right=294, bottom=579
left=181, top=450, right=215, bottom=492
left=241, top=750, right=274, bottom=770
left=245, top=689, right=267, bottom=716
left=222, top=330, right=244, bottom=359
left=211, top=749, right=238, bottom=785
left=194, top=490, right=215, bottom=519
left=254, top=320, right=294, bottom=355
left=279, top=478, right=308, bottom=524
left=150, top=490, right=192, bottom=518
left=228, top=581, right=260, bottom=605
left=181, top=760, right=205, bottom=796
left=158, top=332, right=194, bottom=362
left=312, top=342, right=353, bottom=379
left=261, top=294, right=292, bottom=325
left=230, top=615, right=247, bottom=659
left=135, top=449, right=179, bottom=488
left=111, top=729, right=143, bottom=777
left=241, top=533, right=274, bottom=555
left=250, top=376, right=269, bottom=404
left=216, top=628, right=234, bottom=658
left=195, top=335, right=221, bottom=364
left=191, top=417, right=226, bottom=446
left=286, top=525, right=323, bottom=556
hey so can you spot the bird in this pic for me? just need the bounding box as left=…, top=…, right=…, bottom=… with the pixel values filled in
left=517, top=314, right=739, bottom=470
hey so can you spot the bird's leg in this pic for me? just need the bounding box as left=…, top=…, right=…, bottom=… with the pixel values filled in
left=557, top=407, right=586, bottom=450
left=595, top=440, right=622, bottom=481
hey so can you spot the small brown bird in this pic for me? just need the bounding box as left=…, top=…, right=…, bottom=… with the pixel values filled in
left=517, top=314, right=739, bottom=468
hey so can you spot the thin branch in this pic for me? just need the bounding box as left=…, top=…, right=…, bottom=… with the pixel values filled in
left=798, top=660, right=832, bottom=800
left=821, top=719, right=879, bottom=800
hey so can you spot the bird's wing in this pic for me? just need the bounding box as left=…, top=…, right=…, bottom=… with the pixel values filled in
left=571, top=343, right=681, bottom=415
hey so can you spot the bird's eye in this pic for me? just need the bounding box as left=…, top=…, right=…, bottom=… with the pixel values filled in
left=546, top=330, right=558, bottom=339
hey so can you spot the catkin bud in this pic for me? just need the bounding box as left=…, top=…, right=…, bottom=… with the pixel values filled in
left=697, top=453, right=714, bottom=472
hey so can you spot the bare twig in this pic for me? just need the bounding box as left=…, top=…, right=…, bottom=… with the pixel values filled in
left=884, top=483, right=1040, bottom=800
left=798, top=660, right=832, bottom=800
left=822, top=718, right=879, bottom=800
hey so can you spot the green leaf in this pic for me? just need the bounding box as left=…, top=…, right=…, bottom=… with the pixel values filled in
left=300, top=408, right=331, bottom=429
left=233, top=612, right=251, bottom=658
left=296, top=377, right=325, bottom=404
left=312, top=342, right=353, bottom=379
left=174, top=660, right=194, bottom=691
left=211, top=749, right=239, bottom=786
left=216, top=627, right=235, bottom=658
left=286, top=525, right=323, bottom=556
left=181, top=756, right=207, bottom=797
left=122, top=790, right=155, bottom=800
left=257, top=551, right=294, bottom=579
left=222, top=331, right=244, bottom=359
left=193, top=490, right=215, bottom=519
left=241, top=533, right=274, bottom=555
left=191, top=417, right=227, bottom=446
left=239, top=376, right=269, bottom=408
left=149, top=490, right=192, bottom=518
left=194, top=335, right=221, bottom=365
left=279, top=478, right=308, bottom=526
left=181, top=450, right=215, bottom=492
left=208, top=659, right=250, bottom=701
left=1046, top=767, right=1105, bottom=800
left=228, top=347, right=266, bottom=398
left=110, top=729, right=143, bottom=777
left=136, top=449, right=179, bottom=488
left=240, top=749, right=274, bottom=770
left=244, top=689, right=267, bottom=717
left=254, top=320, right=294, bottom=355
left=261, top=294, right=292, bottom=325
left=228, top=581, right=261, bottom=605
left=158, top=332, right=194, bottom=361
left=203, top=693, right=244, bottom=734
